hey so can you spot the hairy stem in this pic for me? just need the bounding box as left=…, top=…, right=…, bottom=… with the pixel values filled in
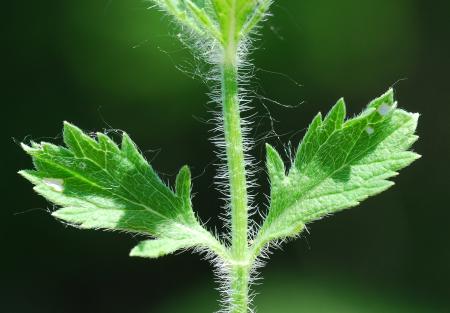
left=221, top=44, right=250, bottom=312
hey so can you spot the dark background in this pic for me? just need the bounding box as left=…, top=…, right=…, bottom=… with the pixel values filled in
left=2, top=0, right=449, bottom=312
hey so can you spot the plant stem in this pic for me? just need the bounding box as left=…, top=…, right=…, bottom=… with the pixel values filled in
left=221, top=44, right=250, bottom=312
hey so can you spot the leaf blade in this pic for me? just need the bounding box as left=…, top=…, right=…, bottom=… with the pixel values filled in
left=253, top=89, right=420, bottom=257
left=20, top=122, right=224, bottom=258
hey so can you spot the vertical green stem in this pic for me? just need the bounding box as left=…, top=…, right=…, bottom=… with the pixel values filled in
left=221, top=44, right=250, bottom=313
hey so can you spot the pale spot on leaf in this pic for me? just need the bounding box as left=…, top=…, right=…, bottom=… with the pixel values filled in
left=378, top=104, right=390, bottom=116
left=366, top=126, right=374, bottom=135
left=43, top=178, right=64, bottom=192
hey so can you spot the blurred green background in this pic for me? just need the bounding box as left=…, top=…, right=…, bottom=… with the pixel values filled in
left=2, top=0, right=449, bottom=312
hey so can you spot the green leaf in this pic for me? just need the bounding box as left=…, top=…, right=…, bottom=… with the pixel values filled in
left=253, top=89, right=420, bottom=256
left=19, top=122, right=225, bottom=258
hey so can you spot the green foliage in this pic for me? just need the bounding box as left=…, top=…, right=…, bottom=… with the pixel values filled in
left=252, top=89, right=419, bottom=257
left=19, top=90, right=419, bottom=264
left=19, top=2, right=420, bottom=313
left=19, top=122, right=225, bottom=259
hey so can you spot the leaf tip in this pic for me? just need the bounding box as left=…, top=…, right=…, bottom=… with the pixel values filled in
left=266, top=144, right=285, bottom=178
left=412, top=152, right=422, bottom=161
left=265, top=143, right=280, bottom=161
left=180, top=164, right=191, bottom=174
left=120, top=132, right=136, bottom=152
left=315, top=111, right=323, bottom=122
left=265, top=142, right=275, bottom=153
left=18, top=170, right=43, bottom=185
left=129, top=244, right=155, bottom=258
left=51, top=209, right=63, bottom=219
left=20, top=142, right=32, bottom=153
left=18, top=169, right=33, bottom=181
left=63, top=120, right=75, bottom=129
left=129, top=246, right=141, bottom=258
left=176, top=165, right=192, bottom=199
left=368, top=88, right=395, bottom=110
left=63, top=121, right=83, bottom=136
left=383, top=87, right=395, bottom=103
left=20, top=142, right=42, bottom=154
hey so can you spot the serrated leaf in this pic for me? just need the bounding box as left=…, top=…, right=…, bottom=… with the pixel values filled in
left=253, top=89, right=420, bottom=255
left=20, top=122, right=224, bottom=258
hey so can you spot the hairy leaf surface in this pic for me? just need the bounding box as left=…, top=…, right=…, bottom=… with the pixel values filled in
left=253, top=89, right=420, bottom=255
left=20, top=122, right=222, bottom=257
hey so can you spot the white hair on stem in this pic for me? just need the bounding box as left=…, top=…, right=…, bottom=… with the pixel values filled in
left=145, top=2, right=276, bottom=311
